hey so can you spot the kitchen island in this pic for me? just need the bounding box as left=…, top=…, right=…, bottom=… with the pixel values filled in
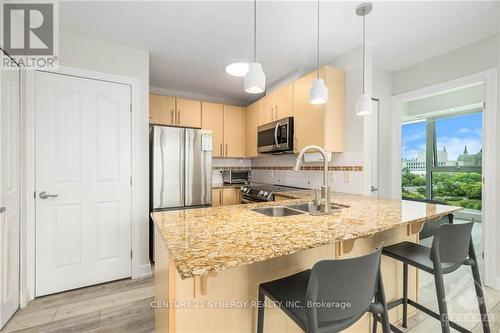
left=151, top=191, right=460, bottom=333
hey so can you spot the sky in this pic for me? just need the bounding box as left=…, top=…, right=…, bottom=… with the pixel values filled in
left=402, top=112, right=483, bottom=161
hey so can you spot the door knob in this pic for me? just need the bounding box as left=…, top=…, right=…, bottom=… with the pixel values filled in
left=0, top=207, right=5, bottom=214
left=370, top=186, right=378, bottom=192
left=39, top=191, right=58, bottom=199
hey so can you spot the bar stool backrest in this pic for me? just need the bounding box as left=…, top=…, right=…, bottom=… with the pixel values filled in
left=304, top=246, right=383, bottom=330
left=430, top=222, right=473, bottom=265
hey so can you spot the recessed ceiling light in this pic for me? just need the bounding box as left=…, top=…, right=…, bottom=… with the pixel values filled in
left=225, top=62, right=249, bottom=77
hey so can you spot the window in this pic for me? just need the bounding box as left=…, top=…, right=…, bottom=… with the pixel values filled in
left=402, top=112, right=483, bottom=211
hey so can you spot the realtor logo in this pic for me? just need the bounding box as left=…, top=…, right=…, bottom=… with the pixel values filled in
left=1, top=1, right=58, bottom=69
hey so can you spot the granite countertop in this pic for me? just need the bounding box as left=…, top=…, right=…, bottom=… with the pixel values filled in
left=211, top=183, right=243, bottom=189
left=151, top=190, right=461, bottom=279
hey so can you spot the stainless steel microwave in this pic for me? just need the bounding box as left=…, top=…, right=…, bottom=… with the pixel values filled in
left=257, top=117, right=294, bottom=154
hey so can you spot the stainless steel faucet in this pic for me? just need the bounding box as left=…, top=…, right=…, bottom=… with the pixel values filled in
left=293, top=145, right=331, bottom=213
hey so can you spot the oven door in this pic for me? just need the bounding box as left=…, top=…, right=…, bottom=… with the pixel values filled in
left=240, top=195, right=265, bottom=204
left=257, top=117, right=293, bottom=153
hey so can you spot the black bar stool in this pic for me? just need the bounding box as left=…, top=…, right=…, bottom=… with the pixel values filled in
left=257, top=246, right=391, bottom=333
left=376, top=222, right=490, bottom=333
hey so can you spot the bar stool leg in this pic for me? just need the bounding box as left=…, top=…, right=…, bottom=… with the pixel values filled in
left=257, top=288, right=265, bottom=333
left=469, top=239, right=491, bottom=333
left=402, top=263, right=408, bottom=328
left=433, top=264, right=451, bottom=333
left=372, top=313, right=378, bottom=333
left=377, top=269, right=391, bottom=333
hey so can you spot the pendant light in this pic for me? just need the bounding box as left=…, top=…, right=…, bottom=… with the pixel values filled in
left=309, top=0, right=327, bottom=105
left=355, top=2, right=373, bottom=116
left=244, top=0, right=266, bottom=94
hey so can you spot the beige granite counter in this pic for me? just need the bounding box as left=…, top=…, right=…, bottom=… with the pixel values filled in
left=151, top=191, right=461, bottom=279
left=211, top=183, right=244, bottom=189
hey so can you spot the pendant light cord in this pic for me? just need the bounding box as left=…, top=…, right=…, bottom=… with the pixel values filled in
left=362, top=10, right=366, bottom=94
left=317, top=0, right=320, bottom=79
left=253, top=0, right=257, bottom=62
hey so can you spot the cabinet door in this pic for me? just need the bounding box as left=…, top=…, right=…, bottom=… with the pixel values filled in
left=275, top=83, right=293, bottom=119
left=223, top=105, right=245, bottom=157
left=176, top=98, right=201, bottom=128
left=259, top=93, right=275, bottom=125
left=245, top=101, right=260, bottom=158
left=212, top=189, right=222, bottom=206
left=222, top=188, right=239, bottom=206
left=150, top=94, right=176, bottom=125
left=202, top=102, right=224, bottom=157
left=293, top=70, right=325, bottom=152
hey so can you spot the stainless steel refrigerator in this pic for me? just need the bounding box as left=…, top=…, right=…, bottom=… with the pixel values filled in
left=150, top=126, right=212, bottom=210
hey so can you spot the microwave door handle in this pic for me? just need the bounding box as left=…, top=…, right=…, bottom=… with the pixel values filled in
left=274, top=123, right=280, bottom=148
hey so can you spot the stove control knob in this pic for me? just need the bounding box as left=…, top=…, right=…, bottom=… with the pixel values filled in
left=258, top=191, right=264, bottom=196
left=263, top=192, right=268, bottom=196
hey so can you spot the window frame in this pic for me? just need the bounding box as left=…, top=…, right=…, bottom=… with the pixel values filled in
left=402, top=110, right=483, bottom=201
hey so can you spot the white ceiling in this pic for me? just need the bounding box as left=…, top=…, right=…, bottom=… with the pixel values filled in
left=60, top=1, right=500, bottom=105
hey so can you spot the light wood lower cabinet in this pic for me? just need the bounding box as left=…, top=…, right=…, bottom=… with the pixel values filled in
left=245, top=100, right=260, bottom=158
left=212, top=188, right=240, bottom=206
left=212, top=189, right=223, bottom=206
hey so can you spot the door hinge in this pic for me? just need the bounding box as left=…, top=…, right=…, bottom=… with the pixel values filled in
left=130, top=250, right=133, bottom=259
left=482, top=252, right=484, bottom=259
left=130, top=102, right=132, bottom=113
left=483, top=176, right=485, bottom=185
left=34, top=191, right=37, bottom=199
left=130, top=177, right=132, bottom=186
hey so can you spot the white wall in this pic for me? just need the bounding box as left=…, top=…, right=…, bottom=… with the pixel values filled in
left=392, top=34, right=500, bottom=95
left=55, top=33, right=151, bottom=275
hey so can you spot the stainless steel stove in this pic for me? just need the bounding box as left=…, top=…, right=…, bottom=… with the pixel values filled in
left=239, top=183, right=305, bottom=203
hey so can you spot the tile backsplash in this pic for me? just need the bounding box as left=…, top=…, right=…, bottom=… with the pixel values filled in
left=213, top=153, right=364, bottom=194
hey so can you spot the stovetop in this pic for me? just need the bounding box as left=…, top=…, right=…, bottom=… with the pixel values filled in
left=240, top=183, right=306, bottom=202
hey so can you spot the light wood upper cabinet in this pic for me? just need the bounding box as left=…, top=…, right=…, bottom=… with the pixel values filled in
left=293, top=66, right=344, bottom=153
left=259, top=83, right=293, bottom=125
left=202, top=102, right=224, bottom=157
left=245, top=100, right=260, bottom=158
left=176, top=98, right=201, bottom=128
left=150, top=94, right=176, bottom=125
left=275, top=83, right=293, bottom=119
left=259, top=93, right=275, bottom=125
left=223, top=105, right=245, bottom=158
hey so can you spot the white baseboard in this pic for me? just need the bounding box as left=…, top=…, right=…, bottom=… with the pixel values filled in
left=133, top=263, right=153, bottom=279
left=20, top=288, right=32, bottom=308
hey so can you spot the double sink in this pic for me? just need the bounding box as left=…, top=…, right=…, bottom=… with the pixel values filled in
left=252, top=202, right=343, bottom=217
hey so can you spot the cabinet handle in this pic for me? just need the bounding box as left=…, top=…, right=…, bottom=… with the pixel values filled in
left=220, top=144, right=223, bottom=156
left=220, top=190, right=222, bottom=205
left=171, top=110, right=174, bottom=124
left=275, top=106, right=278, bottom=120
left=177, top=111, right=180, bottom=124
left=225, top=144, right=228, bottom=157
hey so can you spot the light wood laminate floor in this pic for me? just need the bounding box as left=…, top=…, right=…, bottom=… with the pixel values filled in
left=1, top=276, right=154, bottom=333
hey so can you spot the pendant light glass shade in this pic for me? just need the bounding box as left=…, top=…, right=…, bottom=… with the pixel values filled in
left=309, top=78, right=328, bottom=104
left=244, top=62, right=265, bottom=94
left=355, top=93, right=372, bottom=116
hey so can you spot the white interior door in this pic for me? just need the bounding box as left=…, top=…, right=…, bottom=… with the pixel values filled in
left=0, top=67, right=20, bottom=327
left=35, top=71, right=132, bottom=296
